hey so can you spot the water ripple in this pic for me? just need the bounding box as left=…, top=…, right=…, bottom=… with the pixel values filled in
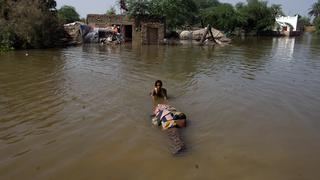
left=1, top=36, right=320, bottom=179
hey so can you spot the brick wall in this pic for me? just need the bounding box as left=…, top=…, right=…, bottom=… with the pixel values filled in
left=86, top=14, right=165, bottom=44
left=141, top=22, right=165, bottom=44
left=87, top=14, right=133, bottom=27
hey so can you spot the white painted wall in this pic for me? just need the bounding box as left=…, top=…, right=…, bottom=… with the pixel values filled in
left=275, top=15, right=298, bottom=31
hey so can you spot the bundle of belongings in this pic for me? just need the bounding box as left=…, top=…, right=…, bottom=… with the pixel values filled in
left=152, top=104, right=187, bottom=130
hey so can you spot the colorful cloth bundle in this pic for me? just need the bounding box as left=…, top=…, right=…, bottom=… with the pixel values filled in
left=152, top=104, right=186, bottom=130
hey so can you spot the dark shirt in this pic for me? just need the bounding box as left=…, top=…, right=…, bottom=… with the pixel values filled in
left=151, top=88, right=167, bottom=99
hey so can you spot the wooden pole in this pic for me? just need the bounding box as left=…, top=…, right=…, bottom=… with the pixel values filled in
left=200, top=24, right=209, bottom=45
left=200, top=24, right=221, bottom=45
left=208, top=24, right=220, bottom=44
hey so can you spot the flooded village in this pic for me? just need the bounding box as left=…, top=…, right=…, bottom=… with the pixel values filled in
left=63, top=13, right=311, bottom=46
left=1, top=0, right=320, bottom=180
left=64, top=14, right=232, bottom=46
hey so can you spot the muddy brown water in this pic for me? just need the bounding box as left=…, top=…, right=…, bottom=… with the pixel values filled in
left=1, top=34, right=320, bottom=180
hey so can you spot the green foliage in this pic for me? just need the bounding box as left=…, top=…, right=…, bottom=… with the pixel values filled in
left=126, top=0, right=154, bottom=29
left=270, top=4, right=284, bottom=16
left=236, top=0, right=276, bottom=34
left=299, top=16, right=311, bottom=26
left=58, top=5, right=80, bottom=24
left=0, top=21, right=15, bottom=51
left=201, top=3, right=244, bottom=32
left=127, top=0, right=198, bottom=30
left=106, top=6, right=116, bottom=16
left=315, top=17, right=320, bottom=33
left=309, top=0, right=320, bottom=19
left=156, top=0, right=198, bottom=29
left=0, top=0, right=3, bottom=10
left=123, top=0, right=284, bottom=34
left=308, top=0, right=320, bottom=33
left=127, top=0, right=152, bottom=17
left=235, top=2, right=245, bottom=10
left=195, top=0, right=220, bottom=27
left=40, top=0, right=57, bottom=10
left=195, top=0, right=220, bottom=10
left=0, top=0, right=65, bottom=49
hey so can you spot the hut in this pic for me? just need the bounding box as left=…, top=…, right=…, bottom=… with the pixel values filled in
left=86, top=14, right=165, bottom=44
left=274, top=15, right=301, bottom=36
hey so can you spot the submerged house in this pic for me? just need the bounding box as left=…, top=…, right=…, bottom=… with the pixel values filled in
left=274, top=15, right=301, bottom=36
left=86, top=14, right=165, bottom=44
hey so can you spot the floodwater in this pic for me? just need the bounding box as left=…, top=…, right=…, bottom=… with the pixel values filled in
left=1, top=33, right=320, bottom=180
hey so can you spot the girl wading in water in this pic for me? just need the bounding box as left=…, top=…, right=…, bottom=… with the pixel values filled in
left=150, top=80, right=186, bottom=154
left=150, top=80, right=168, bottom=109
left=150, top=80, right=186, bottom=129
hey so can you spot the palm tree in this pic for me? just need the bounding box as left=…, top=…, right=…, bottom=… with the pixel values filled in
left=308, top=0, right=320, bottom=18
left=271, top=4, right=284, bottom=17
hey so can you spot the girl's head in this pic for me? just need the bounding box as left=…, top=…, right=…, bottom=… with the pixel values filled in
left=154, top=80, right=162, bottom=88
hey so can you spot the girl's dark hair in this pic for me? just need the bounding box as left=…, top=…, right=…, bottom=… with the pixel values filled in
left=154, top=80, right=162, bottom=87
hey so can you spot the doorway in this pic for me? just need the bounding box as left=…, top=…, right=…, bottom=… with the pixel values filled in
left=147, top=27, right=158, bottom=44
left=124, top=25, right=132, bottom=41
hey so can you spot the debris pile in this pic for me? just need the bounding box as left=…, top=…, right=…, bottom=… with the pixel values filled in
left=180, top=25, right=231, bottom=45
left=64, top=22, right=123, bottom=45
left=64, top=21, right=84, bottom=44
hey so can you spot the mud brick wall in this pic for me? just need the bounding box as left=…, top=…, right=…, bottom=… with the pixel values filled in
left=141, top=22, right=165, bottom=44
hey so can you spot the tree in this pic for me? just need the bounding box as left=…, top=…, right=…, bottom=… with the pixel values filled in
left=308, top=0, right=320, bottom=19
left=0, top=0, right=64, bottom=49
left=299, top=16, right=311, bottom=26
left=106, top=6, right=116, bottom=16
left=127, top=0, right=198, bottom=30
left=155, top=0, right=198, bottom=29
left=309, top=0, right=320, bottom=33
left=201, top=3, right=244, bottom=32
left=236, top=0, right=275, bottom=34
left=0, top=0, right=5, bottom=13
left=58, top=5, right=80, bottom=23
left=126, top=0, right=153, bottom=31
left=127, top=0, right=152, bottom=17
left=40, top=0, right=57, bottom=10
left=315, top=17, right=320, bottom=33
left=126, top=0, right=153, bottom=28
left=120, top=0, right=128, bottom=11
left=271, top=4, right=284, bottom=16
left=235, top=2, right=245, bottom=10
left=195, top=0, right=220, bottom=27
left=195, top=0, right=220, bottom=10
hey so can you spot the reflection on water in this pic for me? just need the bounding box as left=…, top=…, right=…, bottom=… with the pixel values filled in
left=1, top=34, right=320, bottom=180
left=272, top=37, right=296, bottom=59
